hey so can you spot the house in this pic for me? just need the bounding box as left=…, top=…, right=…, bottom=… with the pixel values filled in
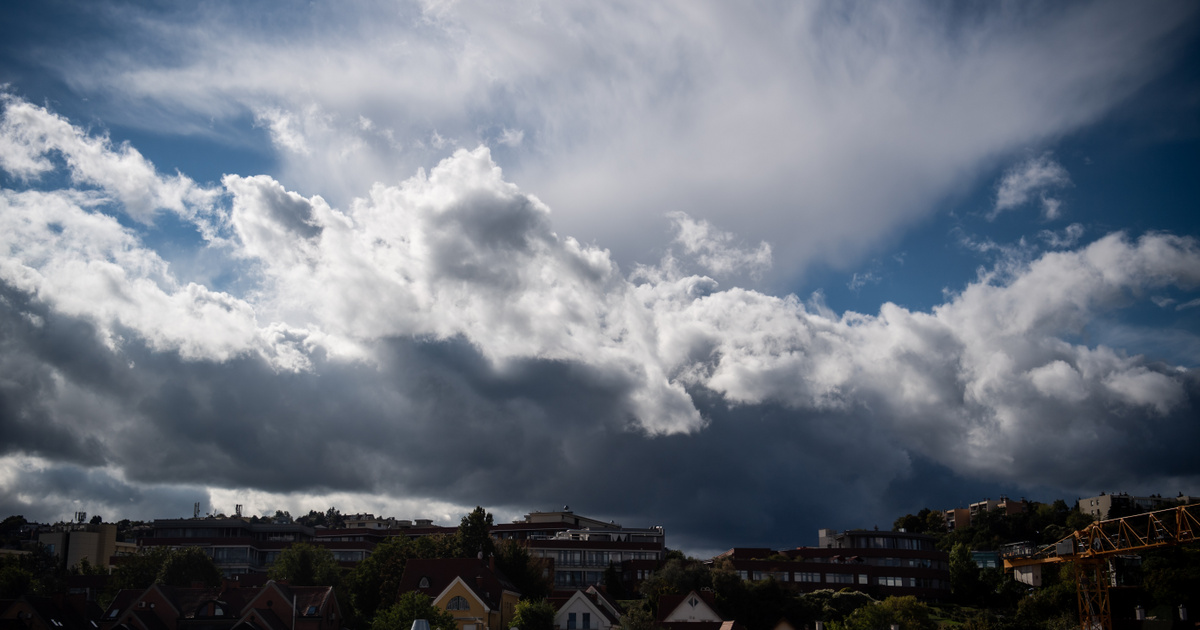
left=550, top=587, right=621, bottom=630
left=397, top=558, right=520, bottom=630
left=656, top=590, right=736, bottom=630
left=1, top=595, right=102, bottom=630
left=100, top=582, right=338, bottom=630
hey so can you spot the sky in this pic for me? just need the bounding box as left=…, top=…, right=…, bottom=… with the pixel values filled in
left=1, top=0, right=1199, bottom=557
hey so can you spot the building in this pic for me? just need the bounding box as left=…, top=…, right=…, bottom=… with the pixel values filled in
left=550, top=587, right=622, bottom=630
left=657, top=590, right=736, bottom=630
left=99, top=581, right=340, bottom=630
left=141, top=517, right=384, bottom=575
left=397, top=558, right=520, bottom=630
left=1077, top=492, right=1196, bottom=520
left=944, top=496, right=1030, bottom=531
left=38, top=523, right=136, bottom=570
left=500, top=510, right=664, bottom=591
left=1, top=595, right=102, bottom=630
left=713, top=529, right=950, bottom=600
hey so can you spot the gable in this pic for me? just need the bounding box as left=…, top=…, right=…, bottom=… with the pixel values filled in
left=555, top=592, right=610, bottom=628
left=662, top=592, right=722, bottom=623
left=433, top=578, right=489, bottom=614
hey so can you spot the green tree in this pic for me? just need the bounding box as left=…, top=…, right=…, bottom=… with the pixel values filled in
left=371, top=591, right=456, bottom=630
left=836, top=596, right=936, bottom=630
left=456, top=506, right=495, bottom=559
left=495, top=538, right=552, bottom=602
left=512, top=598, right=556, bottom=630
left=618, top=600, right=658, bottom=630
left=950, top=543, right=983, bottom=605
left=346, top=537, right=416, bottom=624
left=269, top=542, right=340, bottom=586
left=639, top=558, right=712, bottom=602
left=0, top=563, right=34, bottom=598
left=158, top=547, right=221, bottom=587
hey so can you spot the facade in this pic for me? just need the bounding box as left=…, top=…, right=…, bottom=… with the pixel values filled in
left=550, top=588, right=621, bottom=630
left=38, top=523, right=135, bottom=570
left=397, top=558, right=520, bottom=630
left=141, top=518, right=383, bottom=575
left=945, top=496, right=1030, bottom=531
left=714, top=529, right=950, bottom=600
left=1077, top=493, right=1195, bottom=520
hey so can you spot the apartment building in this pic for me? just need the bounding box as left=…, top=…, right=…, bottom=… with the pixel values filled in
left=1077, top=492, right=1196, bottom=520
left=713, top=529, right=950, bottom=600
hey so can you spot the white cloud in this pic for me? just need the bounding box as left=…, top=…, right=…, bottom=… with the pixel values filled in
left=0, top=94, right=219, bottom=225
left=49, top=1, right=1196, bottom=278
left=2, top=96, right=1199, bottom=540
left=993, top=153, right=1072, bottom=219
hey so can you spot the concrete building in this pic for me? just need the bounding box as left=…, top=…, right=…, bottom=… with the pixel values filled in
left=714, top=529, right=950, bottom=601
left=38, top=523, right=135, bottom=570
left=1077, top=492, right=1196, bottom=520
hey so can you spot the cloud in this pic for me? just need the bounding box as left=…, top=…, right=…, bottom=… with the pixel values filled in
left=1, top=96, right=1198, bottom=549
left=993, top=153, right=1073, bottom=219
left=42, top=0, right=1197, bottom=280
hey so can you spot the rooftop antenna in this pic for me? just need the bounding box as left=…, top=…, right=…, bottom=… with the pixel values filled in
left=236, top=504, right=243, bottom=517
left=75, top=512, right=87, bottom=524
left=194, top=502, right=201, bottom=518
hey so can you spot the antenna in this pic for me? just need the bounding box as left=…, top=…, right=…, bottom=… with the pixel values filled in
left=236, top=504, right=243, bottom=517
left=75, top=512, right=87, bottom=523
left=194, top=502, right=201, bottom=518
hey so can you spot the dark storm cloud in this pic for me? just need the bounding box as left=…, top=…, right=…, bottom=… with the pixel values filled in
left=1, top=94, right=1199, bottom=553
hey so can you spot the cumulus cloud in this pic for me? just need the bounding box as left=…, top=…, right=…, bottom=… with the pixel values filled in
left=1, top=97, right=1198, bottom=548
left=993, top=153, right=1073, bottom=220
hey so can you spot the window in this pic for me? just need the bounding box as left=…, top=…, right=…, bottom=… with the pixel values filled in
left=447, top=596, right=469, bottom=611
left=582, top=613, right=591, bottom=629
left=418, top=577, right=430, bottom=589
left=567, top=613, right=577, bottom=630
left=795, top=572, right=821, bottom=583
left=826, top=573, right=854, bottom=584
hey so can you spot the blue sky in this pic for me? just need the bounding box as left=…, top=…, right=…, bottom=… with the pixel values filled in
left=1, top=0, right=1198, bottom=555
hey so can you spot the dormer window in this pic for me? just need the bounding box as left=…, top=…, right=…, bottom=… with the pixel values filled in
left=306, top=606, right=318, bottom=616
left=418, top=577, right=430, bottom=588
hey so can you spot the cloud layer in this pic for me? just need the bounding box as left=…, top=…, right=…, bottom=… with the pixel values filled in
left=41, top=0, right=1198, bottom=281
left=2, top=95, right=1198, bottom=549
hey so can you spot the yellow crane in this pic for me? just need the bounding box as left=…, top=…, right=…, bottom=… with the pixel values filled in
left=1002, top=503, right=1200, bottom=630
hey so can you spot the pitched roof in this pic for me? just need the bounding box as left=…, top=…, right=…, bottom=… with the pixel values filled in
left=658, top=590, right=723, bottom=623
left=397, top=558, right=519, bottom=611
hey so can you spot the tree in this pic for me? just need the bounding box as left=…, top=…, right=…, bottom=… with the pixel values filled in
left=618, top=600, right=657, bottom=630
left=370, top=591, right=455, bottom=630
left=495, top=539, right=552, bottom=602
left=837, top=596, right=937, bottom=630
left=456, top=506, right=495, bottom=559
left=89, top=515, right=103, bottom=525
left=158, top=547, right=221, bottom=588
left=269, top=542, right=340, bottom=586
left=950, top=543, right=983, bottom=605
left=511, top=599, right=556, bottom=630
left=346, top=537, right=416, bottom=624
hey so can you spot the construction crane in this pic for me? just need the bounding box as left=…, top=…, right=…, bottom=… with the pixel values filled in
left=1002, top=503, right=1200, bottom=630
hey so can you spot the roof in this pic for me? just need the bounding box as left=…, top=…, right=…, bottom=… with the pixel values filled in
left=658, top=590, right=723, bottom=623
left=549, top=590, right=621, bottom=626
left=398, top=558, right=520, bottom=611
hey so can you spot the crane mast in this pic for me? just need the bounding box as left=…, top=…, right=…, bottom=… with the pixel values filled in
left=1003, top=503, right=1200, bottom=630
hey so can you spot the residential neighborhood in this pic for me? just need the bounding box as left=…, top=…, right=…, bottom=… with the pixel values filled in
left=2, top=496, right=1198, bottom=630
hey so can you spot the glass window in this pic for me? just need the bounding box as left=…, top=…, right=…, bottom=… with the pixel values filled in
left=582, top=613, right=591, bottom=629
left=447, top=596, right=469, bottom=611
left=567, top=613, right=576, bottom=630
